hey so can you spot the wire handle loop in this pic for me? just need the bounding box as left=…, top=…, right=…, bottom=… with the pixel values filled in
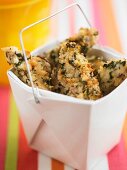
left=19, top=2, right=91, bottom=104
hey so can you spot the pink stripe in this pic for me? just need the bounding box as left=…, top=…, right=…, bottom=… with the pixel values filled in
left=108, top=135, right=127, bottom=170
left=67, top=0, right=75, bottom=35
left=90, top=0, right=107, bottom=45
left=0, top=86, right=10, bottom=170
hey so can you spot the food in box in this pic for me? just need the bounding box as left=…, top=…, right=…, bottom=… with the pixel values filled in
left=2, top=28, right=127, bottom=170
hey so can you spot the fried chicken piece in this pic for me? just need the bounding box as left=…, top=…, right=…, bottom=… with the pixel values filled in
left=98, top=59, right=127, bottom=95
left=69, top=28, right=98, bottom=51
left=2, top=46, right=52, bottom=90
left=57, top=41, right=102, bottom=100
left=62, top=28, right=98, bottom=56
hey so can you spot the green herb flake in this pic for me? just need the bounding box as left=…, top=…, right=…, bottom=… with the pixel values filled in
left=109, top=72, right=113, bottom=79
left=121, top=61, right=126, bottom=66
left=16, top=53, right=22, bottom=58
left=80, top=46, right=88, bottom=55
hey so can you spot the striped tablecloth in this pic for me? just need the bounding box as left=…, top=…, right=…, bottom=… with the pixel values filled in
left=1, top=0, right=127, bottom=169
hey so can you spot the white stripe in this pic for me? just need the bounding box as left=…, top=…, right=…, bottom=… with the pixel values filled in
left=49, top=0, right=59, bottom=40
left=64, top=156, right=109, bottom=170
left=112, top=0, right=127, bottom=54
left=51, top=0, right=93, bottom=41
left=64, top=165, right=74, bottom=170
left=75, top=0, right=94, bottom=26
left=74, top=0, right=93, bottom=35
left=57, top=0, right=70, bottom=41
left=92, top=155, right=109, bottom=170
left=38, top=153, right=51, bottom=170
left=57, top=0, right=94, bottom=40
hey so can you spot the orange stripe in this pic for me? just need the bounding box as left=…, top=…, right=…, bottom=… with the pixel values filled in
left=52, top=159, right=64, bottom=170
left=17, top=121, right=38, bottom=170
left=123, top=113, right=127, bottom=150
left=96, top=0, right=122, bottom=52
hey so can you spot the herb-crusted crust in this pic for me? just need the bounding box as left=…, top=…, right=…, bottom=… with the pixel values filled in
left=2, top=28, right=127, bottom=100
left=98, top=60, right=127, bottom=95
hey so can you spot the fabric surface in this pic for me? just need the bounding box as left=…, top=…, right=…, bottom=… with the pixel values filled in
left=1, top=0, right=127, bottom=169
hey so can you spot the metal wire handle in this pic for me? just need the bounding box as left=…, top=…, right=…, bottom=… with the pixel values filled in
left=19, top=2, right=92, bottom=104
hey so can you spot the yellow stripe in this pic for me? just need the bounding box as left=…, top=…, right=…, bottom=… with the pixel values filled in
left=0, top=0, right=42, bottom=9
left=5, top=94, right=19, bottom=170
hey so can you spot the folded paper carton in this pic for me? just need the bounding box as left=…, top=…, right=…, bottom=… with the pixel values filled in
left=7, top=42, right=127, bottom=170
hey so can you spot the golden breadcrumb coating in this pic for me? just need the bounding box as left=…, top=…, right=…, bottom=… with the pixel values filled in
left=2, top=46, right=52, bottom=90
left=3, top=28, right=127, bottom=100
left=98, top=59, right=127, bottom=95
left=57, top=41, right=102, bottom=100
